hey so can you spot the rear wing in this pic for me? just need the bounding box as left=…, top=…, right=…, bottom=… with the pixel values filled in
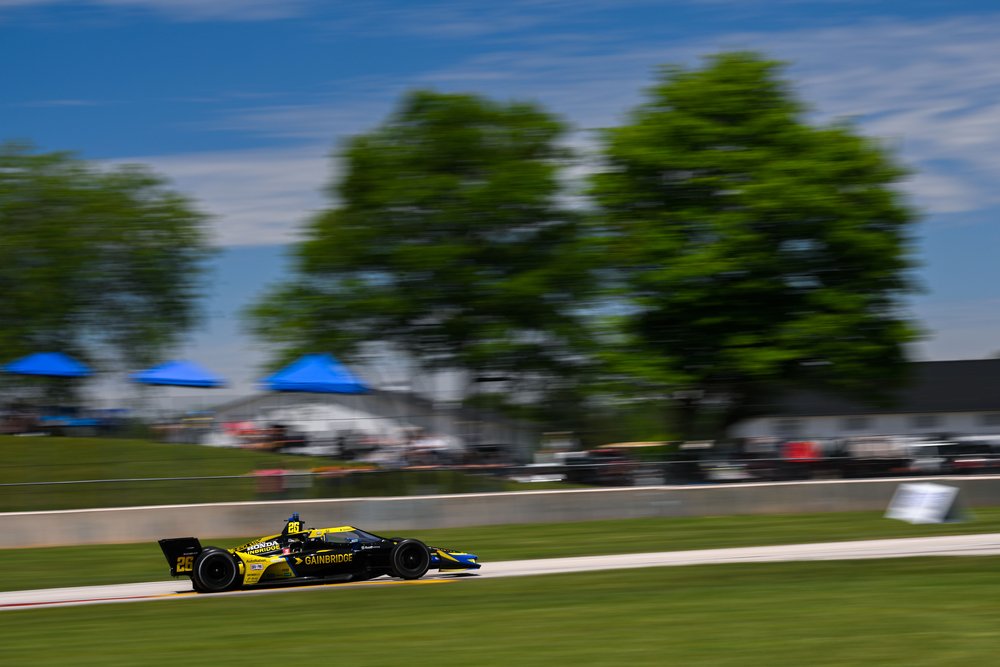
left=159, top=537, right=203, bottom=577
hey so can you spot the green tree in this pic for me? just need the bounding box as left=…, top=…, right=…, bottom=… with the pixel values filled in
left=248, top=91, right=593, bottom=414
left=0, top=143, right=212, bottom=370
left=590, top=53, right=920, bottom=438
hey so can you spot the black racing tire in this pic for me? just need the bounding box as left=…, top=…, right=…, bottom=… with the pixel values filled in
left=192, top=548, right=242, bottom=593
left=390, top=539, right=431, bottom=580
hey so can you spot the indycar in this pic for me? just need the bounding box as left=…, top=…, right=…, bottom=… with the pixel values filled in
left=159, top=513, right=480, bottom=593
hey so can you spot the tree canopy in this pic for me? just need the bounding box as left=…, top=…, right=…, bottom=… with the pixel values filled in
left=250, top=56, right=921, bottom=439
left=0, top=143, right=212, bottom=370
left=248, top=91, right=593, bottom=406
left=589, top=52, right=920, bottom=436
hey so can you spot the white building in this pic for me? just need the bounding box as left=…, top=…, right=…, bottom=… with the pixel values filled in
left=210, top=388, right=539, bottom=462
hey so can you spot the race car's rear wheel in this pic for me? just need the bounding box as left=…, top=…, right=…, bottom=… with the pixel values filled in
left=192, top=548, right=242, bottom=593
left=390, top=539, right=431, bottom=580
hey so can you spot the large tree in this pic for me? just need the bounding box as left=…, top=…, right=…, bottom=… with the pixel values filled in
left=0, top=143, right=212, bottom=370
left=589, top=53, right=920, bottom=437
left=248, top=91, right=593, bottom=411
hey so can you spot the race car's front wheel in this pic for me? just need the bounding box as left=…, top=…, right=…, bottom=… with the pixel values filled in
left=390, top=539, right=430, bottom=580
left=192, top=548, right=242, bottom=593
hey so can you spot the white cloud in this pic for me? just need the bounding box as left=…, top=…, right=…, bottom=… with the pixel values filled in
left=110, top=13, right=1000, bottom=248
left=117, top=145, right=334, bottom=246
left=721, top=18, right=1000, bottom=214
left=220, top=94, right=399, bottom=141
left=19, top=98, right=105, bottom=107
left=903, top=171, right=982, bottom=216
left=324, top=0, right=664, bottom=41
left=910, top=297, right=1000, bottom=361
left=0, top=0, right=310, bottom=21
left=409, top=14, right=1000, bottom=216
left=378, top=5, right=548, bottom=39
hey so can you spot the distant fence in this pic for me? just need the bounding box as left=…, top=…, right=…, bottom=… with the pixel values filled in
left=7, top=458, right=1000, bottom=513
left=5, top=476, right=1000, bottom=548
left=0, top=467, right=514, bottom=513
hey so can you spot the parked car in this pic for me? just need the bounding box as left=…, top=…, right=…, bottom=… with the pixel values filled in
left=562, top=448, right=636, bottom=486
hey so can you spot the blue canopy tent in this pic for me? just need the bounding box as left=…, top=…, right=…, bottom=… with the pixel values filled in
left=254, top=354, right=372, bottom=453
left=263, top=354, right=370, bottom=394
left=2, top=353, right=94, bottom=432
left=131, top=360, right=226, bottom=388
left=3, top=352, right=92, bottom=378
left=128, top=360, right=227, bottom=432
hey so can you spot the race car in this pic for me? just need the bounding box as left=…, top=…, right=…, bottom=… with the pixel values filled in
left=159, top=513, right=480, bottom=593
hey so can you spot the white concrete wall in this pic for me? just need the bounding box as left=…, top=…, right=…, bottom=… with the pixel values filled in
left=5, top=476, right=1000, bottom=548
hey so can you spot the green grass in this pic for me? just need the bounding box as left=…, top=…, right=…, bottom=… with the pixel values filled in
left=0, top=435, right=551, bottom=510
left=0, top=435, right=337, bottom=511
left=6, top=558, right=1000, bottom=665
left=5, top=510, right=1000, bottom=592
left=0, top=435, right=338, bottom=482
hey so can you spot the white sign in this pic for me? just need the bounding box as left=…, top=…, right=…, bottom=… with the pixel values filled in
left=885, top=482, right=962, bottom=524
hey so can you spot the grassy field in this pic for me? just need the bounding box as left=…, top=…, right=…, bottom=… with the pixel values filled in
left=0, top=435, right=339, bottom=482
left=0, top=436, right=540, bottom=510
left=0, top=436, right=340, bottom=512
left=6, top=557, right=1000, bottom=665
left=5, top=510, right=1000, bottom=592
left=0, top=435, right=336, bottom=511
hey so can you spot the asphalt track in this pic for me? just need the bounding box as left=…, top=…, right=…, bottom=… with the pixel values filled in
left=4, top=533, right=999, bottom=611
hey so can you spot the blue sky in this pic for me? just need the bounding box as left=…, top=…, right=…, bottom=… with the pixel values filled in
left=3, top=0, right=1000, bottom=398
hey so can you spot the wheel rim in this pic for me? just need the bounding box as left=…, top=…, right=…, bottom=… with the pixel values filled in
left=402, top=547, right=419, bottom=568
left=397, top=544, right=428, bottom=574
left=200, top=554, right=236, bottom=589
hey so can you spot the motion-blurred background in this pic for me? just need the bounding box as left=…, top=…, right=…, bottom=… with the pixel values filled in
left=5, top=1, right=1000, bottom=506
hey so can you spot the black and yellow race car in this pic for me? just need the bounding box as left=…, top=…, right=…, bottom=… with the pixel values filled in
left=159, top=513, right=480, bottom=593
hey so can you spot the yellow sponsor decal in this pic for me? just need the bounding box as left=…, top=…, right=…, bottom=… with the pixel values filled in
left=302, top=553, right=352, bottom=565
left=176, top=555, right=194, bottom=573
